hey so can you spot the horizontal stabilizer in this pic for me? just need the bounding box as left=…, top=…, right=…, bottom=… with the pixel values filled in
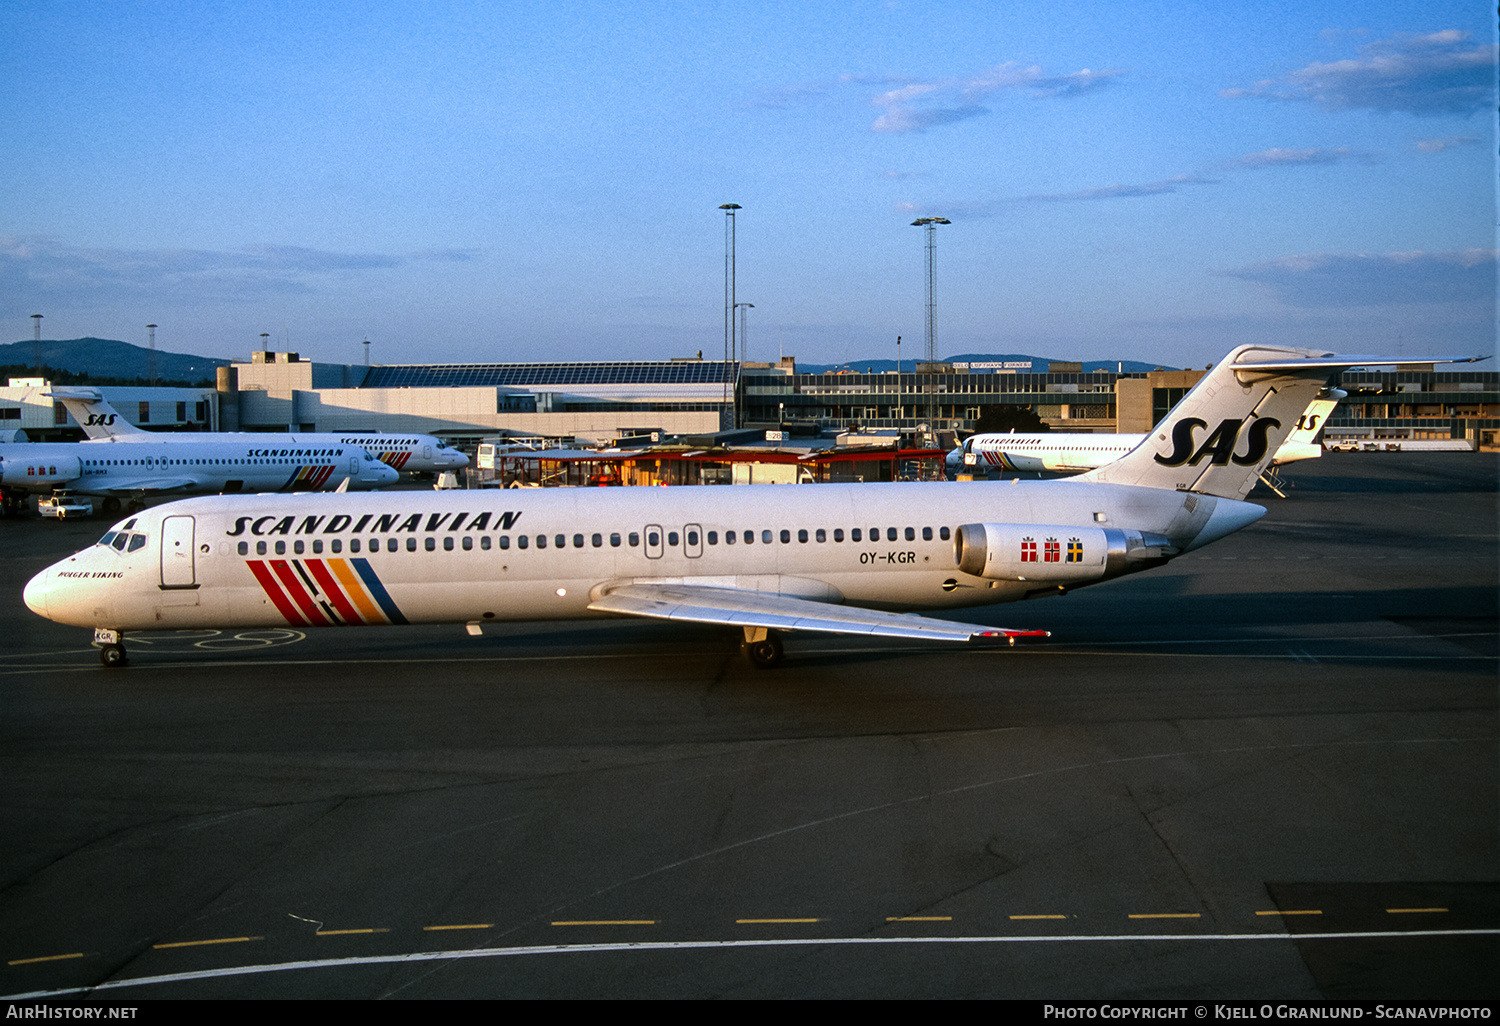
left=589, top=582, right=1047, bottom=643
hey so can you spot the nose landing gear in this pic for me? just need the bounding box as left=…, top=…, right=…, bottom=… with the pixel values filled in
left=94, top=628, right=128, bottom=668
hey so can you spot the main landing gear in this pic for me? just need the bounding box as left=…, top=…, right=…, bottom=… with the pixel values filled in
left=740, top=627, right=784, bottom=669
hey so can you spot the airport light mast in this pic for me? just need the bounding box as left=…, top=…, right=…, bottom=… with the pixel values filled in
left=720, top=203, right=741, bottom=431
left=735, top=302, right=754, bottom=359
left=911, top=216, right=950, bottom=449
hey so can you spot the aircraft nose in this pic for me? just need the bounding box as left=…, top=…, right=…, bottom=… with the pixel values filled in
left=23, top=570, right=51, bottom=619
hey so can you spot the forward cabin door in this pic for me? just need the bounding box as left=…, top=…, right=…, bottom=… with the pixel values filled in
left=160, top=515, right=197, bottom=588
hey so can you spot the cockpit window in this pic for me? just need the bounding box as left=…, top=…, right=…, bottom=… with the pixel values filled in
left=102, top=530, right=148, bottom=552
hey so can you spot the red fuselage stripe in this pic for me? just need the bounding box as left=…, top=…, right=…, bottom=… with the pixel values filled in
left=246, top=560, right=308, bottom=626
left=304, top=559, right=365, bottom=624
left=268, top=560, right=330, bottom=625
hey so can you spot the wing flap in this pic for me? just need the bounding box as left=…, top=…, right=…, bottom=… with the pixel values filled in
left=588, top=582, right=1047, bottom=643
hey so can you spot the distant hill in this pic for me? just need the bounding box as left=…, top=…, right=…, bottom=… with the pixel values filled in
left=795, top=353, right=1175, bottom=374
left=0, top=338, right=230, bottom=385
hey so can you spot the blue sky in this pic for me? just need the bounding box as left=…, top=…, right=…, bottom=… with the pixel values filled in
left=2, top=1, right=1494, bottom=369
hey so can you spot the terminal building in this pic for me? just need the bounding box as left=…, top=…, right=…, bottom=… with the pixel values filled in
left=3, top=349, right=1496, bottom=451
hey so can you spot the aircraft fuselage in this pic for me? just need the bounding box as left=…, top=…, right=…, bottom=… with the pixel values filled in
left=23, top=479, right=1262, bottom=634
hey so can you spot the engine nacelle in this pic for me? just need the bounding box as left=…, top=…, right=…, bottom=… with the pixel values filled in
left=954, top=523, right=1174, bottom=583
left=0, top=454, right=82, bottom=489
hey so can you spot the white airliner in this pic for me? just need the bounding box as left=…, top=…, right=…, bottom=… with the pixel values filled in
left=49, top=388, right=470, bottom=474
left=0, top=436, right=398, bottom=515
left=21, top=347, right=1456, bottom=669
left=948, top=391, right=1345, bottom=493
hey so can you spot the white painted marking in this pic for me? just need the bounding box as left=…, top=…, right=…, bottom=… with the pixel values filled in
left=7, top=930, right=1498, bottom=999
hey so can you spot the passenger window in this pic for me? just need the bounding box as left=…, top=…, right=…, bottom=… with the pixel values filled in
left=887, top=527, right=897, bottom=542
left=851, top=528, right=862, bottom=542
left=797, top=529, right=807, bottom=543
left=573, top=534, right=584, bottom=548
left=275, top=541, right=286, bottom=555
left=647, top=531, right=659, bottom=547
left=904, top=527, right=915, bottom=542
left=922, top=527, right=932, bottom=541
left=610, top=532, right=621, bottom=547
left=332, top=539, right=342, bottom=554
left=686, top=530, right=699, bottom=546
left=744, top=531, right=754, bottom=544
left=256, top=541, right=267, bottom=555
left=629, top=532, right=639, bottom=547
left=815, top=529, right=825, bottom=542
left=536, top=535, right=546, bottom=549
left=761, top=530, right=772, bottom=544
left=939, top=527, right=951, bottom=541
left=350, top=539, right=360, bottom=553
left=707, top=531, right=717, bottom=545
left=668, top=531, right=679, bottom=546
left=312, top=540, right=323, bottom=554
left=294, top=540, right=305, bottom=554
left=725, top=531, right=735, bottom=545
left=462, top=536, right=473, bottom=551
left=237, top=541, right=248, bottom=555
left=423, top=537, right=435, bottom=551
left=834, top=529, right=843, bottom=542
left=591, top=534, right=602, bottom=548
left=388, top=539, right=399, bottom=552
left=478, top=536, right=488, bottom=550
left=555, top=534, right=566, bottom=549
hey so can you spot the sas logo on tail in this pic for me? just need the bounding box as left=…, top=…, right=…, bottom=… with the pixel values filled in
left=85, top=413, right=117, bottom=426
left=1153, top=417, right=1281, bottom=468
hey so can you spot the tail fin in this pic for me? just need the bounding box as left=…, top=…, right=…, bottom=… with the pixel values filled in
left=45, top=388, right=148, bottom=438
left=1084, top=346, right=1377, bottom=500
left=1270, top=388, right=1345, bottom=467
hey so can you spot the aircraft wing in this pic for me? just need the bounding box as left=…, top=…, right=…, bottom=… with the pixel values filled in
left=89, top=477, right=200, bottom=495
left=588, top=582, right=1048, bottom=644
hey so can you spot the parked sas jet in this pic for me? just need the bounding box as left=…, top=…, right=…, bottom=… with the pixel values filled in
left=949, top=391, right=1344, bottom=496
left=22, top=347, right=1456, bottom=668
left=1, top=436, right=398, bottom=515
left=50, top=388, right=469, bottom=475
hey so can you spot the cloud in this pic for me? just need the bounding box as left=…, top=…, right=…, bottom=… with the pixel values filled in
left=0, top=237, right=449, bottom=309
left=1023, top=173, right=1218, bottom=202
left=1414, top=135, right=1481, bottom=153
left=871, top=103, right=989, bottom=133
left=1223, top=30, right=1498, bottom=115
left=1232, top=146, right=1373, bottom=168
left=1223, top=249, right=1498, bottom=307
left=869, top=61, right=1125, bottom=134
left=746, top=73, right=905, bottom=110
